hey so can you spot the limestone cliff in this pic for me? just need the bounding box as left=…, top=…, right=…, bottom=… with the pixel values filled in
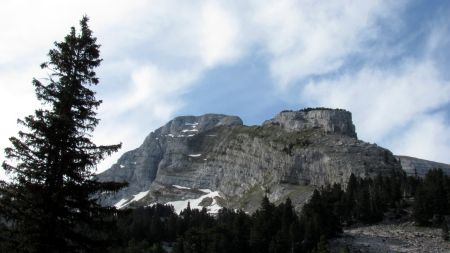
left=98, top=108, right=403, bottom=212
left=263, top=108, right=357, bottom=138
left=396, top=155, right=450, bottom=176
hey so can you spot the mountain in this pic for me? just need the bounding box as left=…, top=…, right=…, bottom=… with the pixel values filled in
left=98, top=108, right=407, bottom=213
left=396, top=155, right=450, bottom=176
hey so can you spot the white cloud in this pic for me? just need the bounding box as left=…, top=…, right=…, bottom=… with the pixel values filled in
left=200, top=1, right=241, bottom=67
left=302, top=61, right=450, bottom=142
left=1, top=0, right=450, bottom=179
left=301, top=59, right=450, bottom=163
left=93, top=64, right=200, bottom=172
left=298, top=12, right=450, bottom=163
left=389, top=113, right=450, bottom=164
left=0, top=0, right=246, bottom=175
left=0, top=67, right=40, bottom=180
left=102, top=64, right=197, bottom=119
left=248, top=0, right=401, bottom=88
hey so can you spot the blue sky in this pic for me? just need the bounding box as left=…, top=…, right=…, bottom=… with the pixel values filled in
left=1, top=0, right=450, bottom=175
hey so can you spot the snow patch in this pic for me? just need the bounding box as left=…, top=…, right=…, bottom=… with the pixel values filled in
left=115, top=190, right=150, bottom=209
left=173, top=185, right=191, bottom=190
left=181, top=129, right=199, bottom=133
left=132, top=190, right=150, bottom=202
left=166, top=134, right=174, bottom=137
left=175, top=134, right=195, bottom=138
left=185, top=122, right=199, bottom=126
left=188, top=154, right=202, bottom=157
left=119, top=164, right=125, bottom=168
left=165, top=190, right=222, bottom=214
left=114, top=198, right=129, bottom=209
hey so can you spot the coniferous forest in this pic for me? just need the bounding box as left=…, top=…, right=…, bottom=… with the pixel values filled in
left=0, top=17, right=449, bottom=253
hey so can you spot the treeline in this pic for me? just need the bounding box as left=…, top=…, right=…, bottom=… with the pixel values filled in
left=106, top=172, right=404, bottom=253
left=411, top=168, right=449, bottom=226
left=107, top=169, right=450, bottom=253
left=108, top=196, right=338, bottom=253
left=2, top=16, right=448, bottom=253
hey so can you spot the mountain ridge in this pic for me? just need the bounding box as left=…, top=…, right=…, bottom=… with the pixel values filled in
left=98, top=108, right=446, bottom=213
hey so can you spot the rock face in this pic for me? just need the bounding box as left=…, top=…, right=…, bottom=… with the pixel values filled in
left=263, top=108, right=357, bottom=138
left=98, top=108, right=403, bottom=212
left=329, top=222, right=450, bottom=253
left=396, top=156, right=450, bottom=177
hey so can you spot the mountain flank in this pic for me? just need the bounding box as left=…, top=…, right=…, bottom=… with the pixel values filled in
left=98, top=108, right=437, bottom=212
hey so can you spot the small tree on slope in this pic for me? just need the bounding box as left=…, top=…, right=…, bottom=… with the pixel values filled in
left=0, top=17, right=126, bottom=253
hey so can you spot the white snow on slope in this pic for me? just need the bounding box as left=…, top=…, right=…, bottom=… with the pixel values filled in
left=175, top=134, right=196, bottom=138
left=114, top=198, right=129, bottom=209
left=119, top=164, right=125, bottom=168
left=114, top=190, right=150, bottom=209
left=132, top=190, right=150, bottom=202
left=165, top=190, right=222, bottom=214
left=185, top=122, right=199, bottom=126
left=182, top=129, right=199, bottom=133
left=173, top=185, right=191, bottom=190
left=188, top=154, right=202, bottom=157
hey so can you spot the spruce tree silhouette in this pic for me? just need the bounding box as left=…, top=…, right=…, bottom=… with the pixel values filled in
left=0, top=16, right=126, bottom=253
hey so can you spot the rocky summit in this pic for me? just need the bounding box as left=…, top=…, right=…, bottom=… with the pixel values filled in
left=99, top=108, right=405, bottom=213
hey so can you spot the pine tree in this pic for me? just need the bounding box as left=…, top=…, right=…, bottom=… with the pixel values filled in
left=0, top=16, right=126, bottom=252
left=314, top=235, right=330, bottom=253
left=338, top=246, right=350, bottom=253
left=442, top=221, right=449, bottom=241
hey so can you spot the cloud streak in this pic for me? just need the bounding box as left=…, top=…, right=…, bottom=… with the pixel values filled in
left=1, top=0, right=449, bottom=177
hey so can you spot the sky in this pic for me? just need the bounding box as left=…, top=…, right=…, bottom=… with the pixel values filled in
left=1, top=0, right=450, bottom=178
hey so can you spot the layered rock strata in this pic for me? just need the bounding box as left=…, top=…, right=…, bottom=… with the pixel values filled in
left=99, top=109, right=403, bottom=212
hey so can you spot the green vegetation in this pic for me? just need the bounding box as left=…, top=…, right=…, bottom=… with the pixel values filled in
left=0, top=17, right=126, bottom=252
left=412, top=168, right=449, bottom=226
left=299, top=107, right=349, bottom=113
left=104, top=169, right=449, bottom=253
left=107, top=195, right=340, bottom=253
left=231, top=125, right=318, bottom=157
left=0, top=15, right=448, bottom=253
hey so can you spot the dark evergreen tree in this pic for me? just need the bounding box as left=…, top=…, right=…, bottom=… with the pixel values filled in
left=250, top=196, right=275, bottom=253
left=442, top=221, right=449, bottom=241
left=313, top=235, right=330, bottom=253
left=230, top=210, right=251, bottom=253
left=339, top=246, right=350, bottom=253
left=342, top=174, right=357, bottom=223
left=413, top=169, right=449, bottom=225
left=0, top=17, right=126, bottom=252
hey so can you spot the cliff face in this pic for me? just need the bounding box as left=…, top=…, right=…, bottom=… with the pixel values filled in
left=99, top=109, right=403, bottom=213
left=396, top=156, right=450, bottom=176
left=263, top=109, right=357, bottom=138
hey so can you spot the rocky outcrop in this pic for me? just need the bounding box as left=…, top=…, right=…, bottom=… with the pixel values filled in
left=98, top=114, right=243, bottom=207
left=396, top=156, right=450, bottom=177
left=98, top=108, right=403, bottom=212
left=263, top=108, right=357, bottom=138
left=330, top=222, right=450, bottom=253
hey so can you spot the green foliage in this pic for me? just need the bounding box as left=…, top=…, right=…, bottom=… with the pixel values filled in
left=339, top=173, right=405, bottom=225
left=299, top=107, right=349, bottom=113
left=0, top=17, right=126, bottom=252
left=313, top=235, right=330, bottom=253
left=107, top=172, right=417, bottom=253
left=339, top=246, right=350, bottom=253
left=442, top=222, right=449, bottom=241
left=412, top=168, right=449, bottom=226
